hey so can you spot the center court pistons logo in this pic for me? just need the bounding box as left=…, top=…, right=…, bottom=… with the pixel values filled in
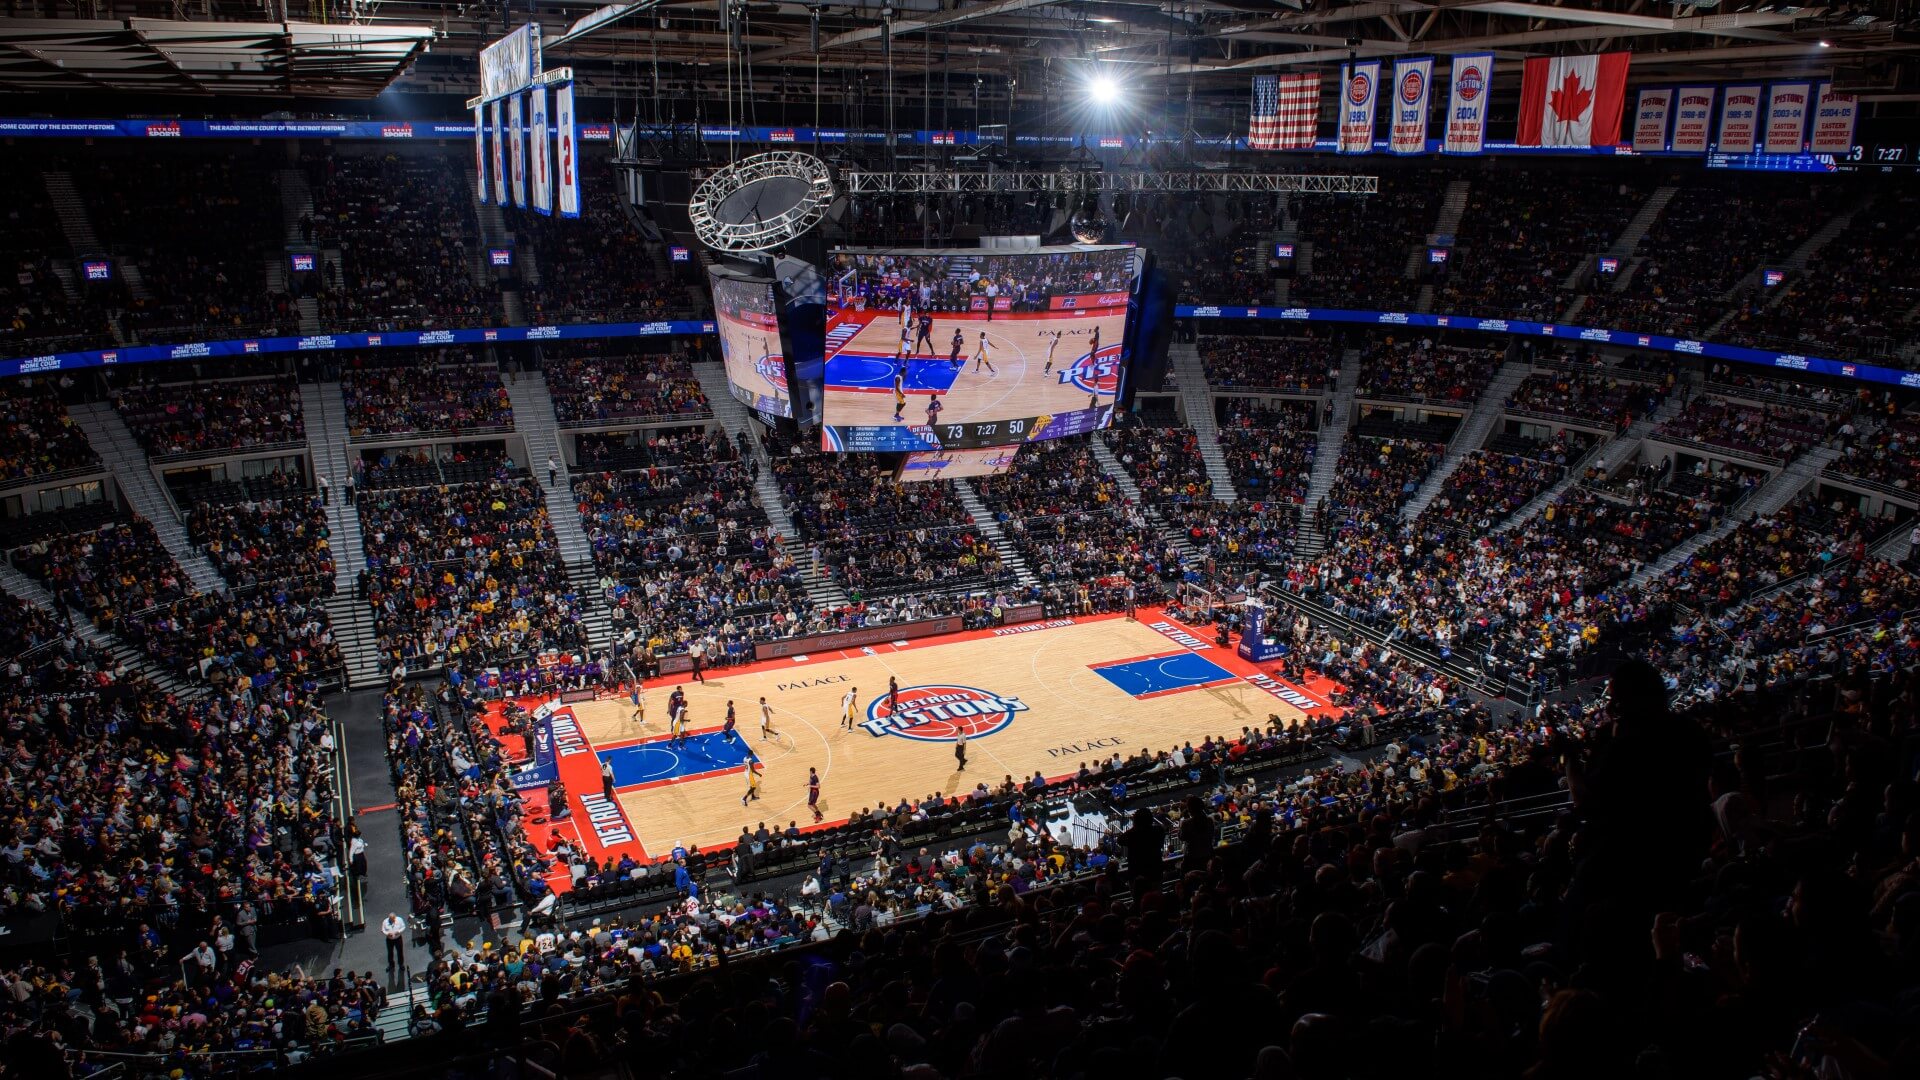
left=1399, top=69, right=1425, bottom=105
left=1348, top=72, right=1373, bottom=104
left=1455, top=65, right=1484, bottom=101
left=859, top=684, right=1027, bottom=742
left=1057, top=346, right=1122, bottom=396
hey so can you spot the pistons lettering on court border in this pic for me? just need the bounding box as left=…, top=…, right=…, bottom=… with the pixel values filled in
left=861, top=683, right=1028, bottom=742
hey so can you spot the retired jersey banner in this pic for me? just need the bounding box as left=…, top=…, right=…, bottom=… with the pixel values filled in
left=1764, top=83, right=1812, bottom=153
left=529, top=85, right=552, bottom=215
left=508, top=93, right=527, bottom=208
left=1515, top=52, right=1630, bottom=147
left=1670, top=87, right=1715, bottom=153
left=1389, top=58, right=1434, bottom=155
left=472, top=105, right=487, bottom=201
left=1718, top=85, right=1762, bottom=153
left=1338, top=60, right=1380, bottom=154
left=1443, top=54, right=1494, bottom=154
left=555, top=82, right=580, bottom=218
left=490, top=101, right=508, bottom=205
left=1809, top=84, right=1859, bottom=155
left=1631, top=88, right=1673, bottom=152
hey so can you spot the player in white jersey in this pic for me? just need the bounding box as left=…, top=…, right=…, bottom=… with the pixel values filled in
left=971, top=332, right=997, bottom=375
left=841, top=686, right=858, bottom=730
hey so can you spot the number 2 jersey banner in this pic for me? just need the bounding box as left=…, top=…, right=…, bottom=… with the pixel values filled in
left=1631, top=88, right=1673, bottom=152
left=1670, top=87, right=1716, bottom=154
left=1515, top=51, right=1630, bottom=147
left=1764, top=83, right=1812, bottom=154
left=1389, top=58, right=1433, bottom=155
left=555, top=82, right=581, bottom=218
left=1338, top=60, right=1380, bottom=154
left=529, top=85, right=552, bottom=215
left=1718, top=86, right=1762, bottom=153
left=1809, top=84, right=1859, bottom=155
left=1443, top=54, right=1493, bottom=154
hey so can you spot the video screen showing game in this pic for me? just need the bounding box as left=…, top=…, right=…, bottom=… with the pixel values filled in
left=821, top=245, right=1134, bottom=452
left=710, top=269, right=791, bottom=417
left=896, top=445, right=1021, bottom=483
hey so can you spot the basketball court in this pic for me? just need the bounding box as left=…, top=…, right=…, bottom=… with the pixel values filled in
left=496, top=608, right=1344, bottom=882
left=822, top=307, right=1129, bottom=429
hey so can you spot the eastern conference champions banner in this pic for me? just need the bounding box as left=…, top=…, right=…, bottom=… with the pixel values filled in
left=1389, top=58, right=1433, bottom=155
left=1810, top=84, right=1859, bottom=155
left=1765, top=82, right=1813, bottom=154
left=1338, top=60, right=1380, bottom=154
left=1632, top=88, right=1673, bottom=152
left=1444, top=54, right=1493, bottom=154
left=555, top=82, right=581, bottom=218
left=1718, top=85, right=1763, bottom=153
left=1671, top=87, right=1715, bottom=154
left=530, top=85, right=552, bottom=215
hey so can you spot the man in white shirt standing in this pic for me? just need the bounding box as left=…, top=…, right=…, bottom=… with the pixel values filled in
left=382, top=912, right=408, bottom=970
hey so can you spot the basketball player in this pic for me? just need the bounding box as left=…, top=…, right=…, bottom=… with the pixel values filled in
left=628, top=680, right=646, bottom=726
left=887, top=676, right=899, bottom=719
left=723, top=701, right=738, bottom=742
left=1089, top=324, right=1101, bottom=361
left=759, top=696, right=779, bottom=741
left=971, top=331, right=997, bottom=375
left=949, top=328, right=965, bottom=369
left=913, top=312, right=935, bottom=354
left=1044, top=329, right=1064, bottom=375
left=807, top=766, right=823, bottom=823
left=891, top=370, right=907, bottom=422
left=670, top=702, right=689, bottom=744
left=741, top=760, right=763, bottom=806
left=925, top=393, right=943, bottom=430
left=841, top=686, right=858, bottom=731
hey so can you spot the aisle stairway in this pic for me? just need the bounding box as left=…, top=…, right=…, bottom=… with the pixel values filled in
left=0, top=564, right=192, bottom=696
left=1293, top=349, right=1359, bottom=559
left=42, top=171, right=101, bottom=254
left=503, top=374, right=613, bottom=651
left=1762, top=193, right=1878, bottom=311
left=1609, top=185, right=1678, bottom=257
left=1429, top=180, right=1471, bottom=242
left=297, top=382, right=382, bottom=689
left=953, top=479, right=1037, bottom=587
left=1166, top=342, right=1237, bottom=503
left=67, top=402, right=227, bottom=594
left=691, top=363, right=848, bottom=607
left=1397, top=360, right=1529, bottom=521
left=1627, top=445, right=1840, bottom=589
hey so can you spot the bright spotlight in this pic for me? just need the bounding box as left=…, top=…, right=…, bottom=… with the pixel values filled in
left=1088, top=72, right=1121, bottom=105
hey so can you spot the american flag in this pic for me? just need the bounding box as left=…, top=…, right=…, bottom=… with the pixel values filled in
left=1249, top=73, right=1322, bottom=150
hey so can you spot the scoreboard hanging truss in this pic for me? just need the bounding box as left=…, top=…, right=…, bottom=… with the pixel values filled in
left=835, top=171, right=1379, bottom=195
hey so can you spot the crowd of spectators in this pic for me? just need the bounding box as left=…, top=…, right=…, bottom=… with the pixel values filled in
left=1217, top=399, right=1318, bottom=505
left=541, top=349, right=710, bottom=426
left=305, top=152, right=497, bottom=331
left=974, top=438, right=1183, bottom=591
left=1198, top=335, right=1337, bottom=394
left=774, top=443, right=1008, bottom=598
left=0, top=166, right=109, bottom=352
left=356, top=478, right=584, bottom=669
left=1656, top=394, right=1833, bottom=462
left=1355, top=339, right=1501, bottom=402
left=1505, top=362, right=1668, bottom=431
left=516, top=159, right=701, bottom=323
left=112, top=373, right=305, bottom=457
left=1439, top=175, right=1646, bottom=320
left=1829, top=410, right=1919, bottom=490
left=188, top=493, right=335, bottom=596
left=1289, top=184, right=1438, bottom=311
left=1101, top=423, right=1213, bottom=507
left=1323, top=435, right=1445, bottom=529
left=1419, top=435, right=1588, bottom=530
left=0, top=376, right=100, bottom=482
left=342, top=356, right=513, bottom=437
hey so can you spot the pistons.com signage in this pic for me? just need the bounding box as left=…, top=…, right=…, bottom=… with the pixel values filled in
left=860, top=683, right=1029, bottom=741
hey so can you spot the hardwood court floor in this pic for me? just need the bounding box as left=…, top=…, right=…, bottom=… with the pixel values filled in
left=567, top=611, right=1334, bottom=857
left=822, top=309, right=1129, bottom=430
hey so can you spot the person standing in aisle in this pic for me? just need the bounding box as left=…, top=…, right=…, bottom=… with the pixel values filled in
left=382, top=912, right=407, bottom=970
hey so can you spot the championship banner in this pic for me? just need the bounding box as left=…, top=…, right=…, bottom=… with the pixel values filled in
left=1443, top=54, right=1493, bottom=154
left=1809, top=84, right=1858, bottom=155
left=472, top=104, right=487, bottom=200
left=1515, top=52, right=1631, bottom=147
left=507, top=93, right=527, bottom=207
left=1632, top=88, right=1674, bottom=152
left=1671, top=87, right=1715, bottom=153
left=1389, top=58, right=1433, bottom=155
left=490, top=101, right=507, bottom=204
left=1337, top=60, right=1380, bottom=154
left=529, top=85, right=552, bottom=215
left=555, top=82, right=581, bottom=218
left=1764, top=83, right=1812, bottom=154
left=1718, top=85, right=1762, bottom=153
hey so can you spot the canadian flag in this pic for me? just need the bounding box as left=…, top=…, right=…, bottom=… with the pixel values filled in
left=1515, top=52, right=1631, bottom=147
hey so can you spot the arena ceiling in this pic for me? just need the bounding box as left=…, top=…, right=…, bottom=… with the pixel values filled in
left=0, top=1, right=1911, bottom=102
